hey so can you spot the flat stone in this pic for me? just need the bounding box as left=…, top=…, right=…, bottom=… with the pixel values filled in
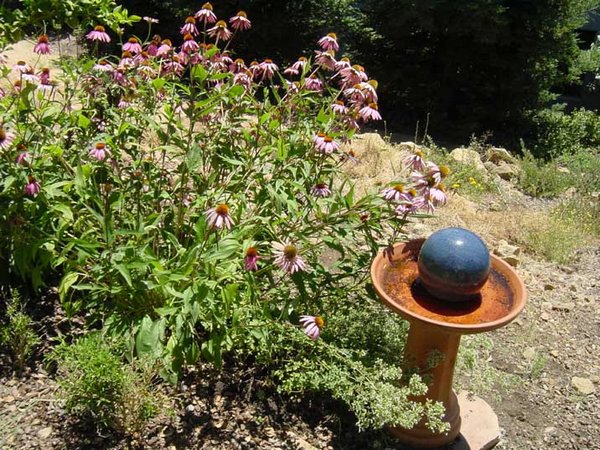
left=450, top=148, right=487, bottom=173
left=493, top=240, right=520, bottom=267
left=449, top=392, right=500, bottom=450
left=571, top=377, right=596, bottom=395
left=37, top=427, right=53, bottom=439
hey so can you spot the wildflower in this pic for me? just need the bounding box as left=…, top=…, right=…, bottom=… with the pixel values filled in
left=404, top=148, right=427, bottom=172
left=272, top=241, right=307, bottom=274
left=162, top=56, right=185, bottom=77
left=123, top=37, right=142, bottom=54
left=207, top=20, right=232, bottom=41
left=182, top=34, right=200, bottom=54
left=244, top=247, right=259, bottom=271
left=0, top=127, right=16, bottom=150
left=24, top=176, right=41, bottom=197
left=358, top=103, right=382, bottom=121
left=313, top=132, right=326, bottom=147
left=318, top=33, right=339, bottom=52
left=86, top=25, right=111, bottom=43
left=360, top=81, right=378, bottom=103
left=343, top=149, right=359, bottom=163
left=16, top=151, right=30, bottom=166
left=283, top=57, right=307, bottom=76
left=395, top=190, right=424, bottom=215
left=89, top=142, right=111, bottom=161
left=334, top=57, right=351, bottom=72
left=230, top=58, right=247, bottom=73
left=340, top=64, right=367, bottom=87
left=156, top=39, right=173, bottom=57
left=382, top=183, right=410, bottom=202
left=311, top=183, right=332, bottom=198
left=93, top=59, right=113, bottom=72
left=299, top=315, right=324, bottom=340
left=315, top=50, right=336, bottom=71
left=13, top=61, right=31, bottom=74
left=229, top=11, right=251, bottom=32
left=39, top=67, right=50, bottom=84
left=331, top=100, right=348, bottom=115
left=119, top=51, right=135, bottom=69
left=305, top=74, right=323, bottom=92
left=21, top=69, right=39, bottom=84
left=143, top=16, right=159, bottom=24
left=343, top=84, right=365, bottom=104
left=194, top=2, right=217, bottom=25
left=285, top=80, right=300, bottom=94
left=314, top=135, right=339, bottom=154
left=33, top=35, right=51, bottom=55
left=111, top=68, right=127, bottom=84
left=233, top=70, right=252, bottom=89
left=259, top=59, right=278, bottom=81
left=181, top=16, right=199, bottom=36
left=146, top=36, right=161, bottom=56
left=205, top=203, right=234, bottom=229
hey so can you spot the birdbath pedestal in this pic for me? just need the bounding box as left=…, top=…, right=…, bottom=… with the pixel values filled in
left=370, top=236, right=526, bottom=449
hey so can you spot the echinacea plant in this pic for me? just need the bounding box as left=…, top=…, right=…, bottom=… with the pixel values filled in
left=0, top=5, right=449, bottom=434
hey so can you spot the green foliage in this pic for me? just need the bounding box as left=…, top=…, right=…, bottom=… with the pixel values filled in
left=0, top=0, right=140, bottom=49
left=48, top=333, right=163, bottom=433
left=529, top=107, right=600, bottom=158
left=0, top=289, right=40, bottom=374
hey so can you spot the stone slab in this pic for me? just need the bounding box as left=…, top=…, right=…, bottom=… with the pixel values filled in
left=448, top=392, right=500, bottom=450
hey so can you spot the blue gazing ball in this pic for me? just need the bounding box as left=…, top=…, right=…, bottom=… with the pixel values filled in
left=418, top=227, right=491, bottom=302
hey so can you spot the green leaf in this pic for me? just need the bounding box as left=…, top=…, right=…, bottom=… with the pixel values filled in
left=77, top=113, right=90, bottom=129
left=115, top=263, right=133, bottom=287
left=58, top=272, right=79, bottom=302
left=135, top=316, right=164, bottom=357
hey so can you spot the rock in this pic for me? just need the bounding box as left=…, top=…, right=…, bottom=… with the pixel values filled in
left=454, top=392, right=500, bottom=450
left=490, top=161, right=520, bottom=181
left=544, top=284, right=555, bottom=291
left=562, top=186, right=577, bottom=198
left=37, top=427, right=53, bottom=439
left=485, top=147, right=516, bottom=164
left=450, top=148, right=487, bottom=173
left=353, top=132, right=387, bottom=151
left=571, top=377, right=595, bottom=395
left=551, top=302, right=575, bottom=312
left=557, top=166, right=571, bottom=174
left=494, top=240, right=521, bottom=267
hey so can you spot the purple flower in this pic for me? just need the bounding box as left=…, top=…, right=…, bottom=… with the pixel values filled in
left=123, top=37, right=142, bottom=54
left=272, top=241, right=307, bottom=274
left=299, top=315, right=324, bottom=340
left=181, top=17, right=199, bottom=36
left=229, top=11, right=251, bottom=32
left=89, top=142, right=111, bottom=161
left=244, top=247, right=259, bottom=271
left=86, top=25, right=111, bottom=43
left=314, top=135, right=339, bottom=154
left=311, top=183, right=332, bottom=198
left=381, top=184, right=410, bottom=202
left=33, top=35, right=51, bottom=55
left=24, top=176, right=41, bottom=197
left=194, top=2, right=217, bottom=25
left=205, top=204, right=234, bottom=229
left=317, top=33, right=339, bottom=52
left=0, top=127, right=15, bottom=150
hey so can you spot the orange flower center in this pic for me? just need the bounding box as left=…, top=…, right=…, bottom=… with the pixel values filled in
left=184, top=34, right=194, bottom=41
left=368, top=103, right=378, bottom=110
left=324, top=136, right=333, bottom=143
left=94, top=25, right=106, bottom=32
left=440, top=166, right=450, bottom=178
left=128, top=37, right=138, bottom=44
left=96, top=143, right=106, bottom=149
left=368, top=79, right=378, bottom=89
left=315, top=316, right=325, bottom=328
left=408, top=188, right=417, bottom=197
left=38, top=35, right=49, bottom=43
left=216, top=20, right=227, bottom=28
left=185, top=16, right=196, bottom=24
left=202, top=2, right=213, bottom=10
left=327, top=33, right=337, bottom=39
left=283, top=245, right=298, bottom=259
left=162, top=39, right=172, bottom=46
left=122, top=51, right=132, bottom=58
left=0, top=128, right=6, bottom=140
left=245, top=247, right=258, bottom=258
left=17, top=61, right=26, bottom=66
left=264, top=58, right=273, bottom=63
left=236, top=11, right=247, bottom=18
left=393, top=184, right=404, bottom=192
left=215, top=204, right=229, bottom=215
left=42, top=68, right=50, bottom=74
left=335, top=100, right=344, bottom=106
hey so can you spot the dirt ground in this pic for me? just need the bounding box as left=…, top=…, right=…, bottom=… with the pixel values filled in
left=0, top=41, right=598, bottom=450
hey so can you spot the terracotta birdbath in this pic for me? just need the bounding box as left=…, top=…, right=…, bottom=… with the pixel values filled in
left=370, top=230, right=526, bottom=449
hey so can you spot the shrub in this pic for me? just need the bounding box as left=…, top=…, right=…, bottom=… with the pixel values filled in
left=0, top=289, right=40, bottom=374
left=0, top=5, right=452, bottom=432
left=48, top=333, right=163, bottom=434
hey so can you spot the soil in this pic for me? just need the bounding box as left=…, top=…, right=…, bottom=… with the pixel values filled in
left=1, top=43, right=599, bottom=450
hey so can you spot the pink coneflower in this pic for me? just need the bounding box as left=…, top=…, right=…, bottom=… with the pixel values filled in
left=111, top=68, right=127, bottom=84
left=39, top=67, right=50, bottom=84
left=311, top=183, right=332, bottom=198
left=13, top=61, right=31, bottom=74
left=123, top=37, right=142, bottom=54
left=0, top=127, right=16, bottom=150
left=134, top=51, right=150, bottom=65
left=259, top=59, right=278, bottom=81
left=16, top=151, right=30, bottom=166
left=358, top=103, right=382, bottom=121
left=156, top=39, right=173, bottom=57
left=315, top=50, right=336, bottom=71
left=283, top=56, right=307, bottom=76
left=33, top=35, right=51, bottom=55
left=195, top=2, right=217, bottom=25
left=404, top=148, right=427, bottom=172
left=181, top=16, right=199, bottom=36
left=318, top=33, right=339, bottom=52
left=208, top=20, right=232, bottom=42
left=299, top=315, right=324, bottom=340
left=343, top=84, right=365, bottom=104
left=382, top=184, right=410, bottom=202
left=205, top=203, right=234, bottom=229
left=93, top=59, right=113, bottom=72
left=233, top=70, right=252, bottom=89
left=162, top=56, right=185, bottom=77
left=340, top=64, right=367, bottom=86
left=21, top=69, right=39, bottom=84
left=314, top=135, right=339, bottom=154
left=182, top=34, right=200, bottom=54
left=272, top=241, right=307, bottom=274
left=362, top=80, right=378, bottom=103
left=230, top=58, right=247, bottom=73
left=331, top=100, right=348, bottom=114
left=244, top=247, right=259, bottom=271
left=334, top=57, right=351, bottom=72
left=146, top=36, right=161, bottom=56
left=305, top=74, right=323, bottom=92
left=119, top=51, right=135, bottom=69
left=24, top=176, right=41, bottom=197
left=395, top=194, right=424, bottom=215
left=89, top=142, right=111, bottom=161
left=86, top=25, right=111, bottom=43
left=229, top=11, right=251, bottom=31
left=285, top=80, right=300, bottom=94
left=425, top=162, right=449, bottom=185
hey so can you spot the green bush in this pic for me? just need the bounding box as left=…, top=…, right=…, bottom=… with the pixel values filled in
left=48, top=333, right=163, bottom=434
left=0, top=289, right=40, bottom=374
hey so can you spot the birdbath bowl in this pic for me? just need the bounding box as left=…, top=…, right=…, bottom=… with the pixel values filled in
left=370, top=233, right=526, bottom=449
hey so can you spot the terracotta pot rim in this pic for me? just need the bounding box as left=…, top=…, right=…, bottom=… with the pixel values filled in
left=370, top=240, right=527, bottom=334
